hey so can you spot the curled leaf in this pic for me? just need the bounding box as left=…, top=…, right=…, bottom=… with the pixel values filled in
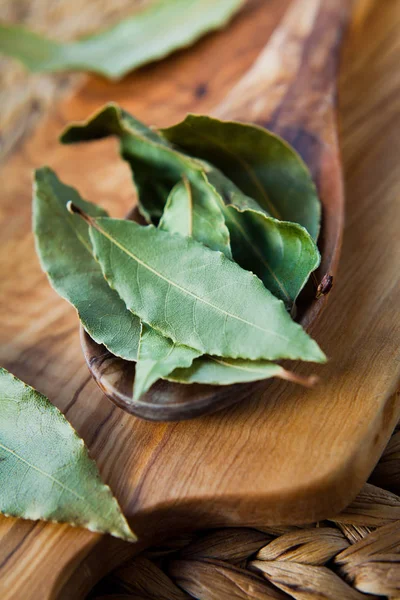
left=223, top=204, right=320, bottom=307
left=159, top=179, right=194, bottom=237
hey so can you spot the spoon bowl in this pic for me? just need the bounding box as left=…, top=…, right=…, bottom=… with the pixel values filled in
left=82, top=0, right=349, bottom=421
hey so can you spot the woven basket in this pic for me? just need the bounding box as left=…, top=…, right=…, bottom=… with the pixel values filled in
left=87, top=422, right=400, bottom=600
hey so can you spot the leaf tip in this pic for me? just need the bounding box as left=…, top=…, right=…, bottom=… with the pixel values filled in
left=111, top=521, right=138, bottom=543
left=280, top=370, right=320, bottom=389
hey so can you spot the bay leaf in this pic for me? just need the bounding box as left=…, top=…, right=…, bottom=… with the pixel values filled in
left=0, top=367, right=135, bottom=541
left=61, top=104, right=232, bottom=256
left=204, top=166, right=320, bottom=306
left=223, top=204, right=320, bottom=307
left=33, top=167, right=141, bottom=360
left=158, top=179, right=193, bottom=236
left=0, top=0, right=244, bottom=79
left=161, top=114, right=321, bottom=240
left=134, top=325, right=201, bottom=401
left=70, top=210, right=325, bottom=363
left=61, top=102, right=168, bottom=147
left=159, top=176, right=229, bottom=249
left=157, top=180, right=319, bottom=388
left=167, top=356, right=317, bottom=387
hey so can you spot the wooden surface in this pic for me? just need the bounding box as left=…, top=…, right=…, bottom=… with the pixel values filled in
left=0, top=0, right=400, bottom=598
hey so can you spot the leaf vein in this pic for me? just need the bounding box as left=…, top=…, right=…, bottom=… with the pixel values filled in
left=95, top=221, right=289, bottom=342
left=0, top=442, right=86, bottom=502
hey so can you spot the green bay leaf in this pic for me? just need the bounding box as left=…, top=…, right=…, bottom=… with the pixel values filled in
left=156, top=179, right=319, bottom=388
left=134, top=325, right=200, bottom=401
left=223, top=205, right=320, bottom=307
left=159, top=179, right=193, bottom=236
left=159, top=177, right=228, bottom=251
left=167, top=356, right=316, bottom=387
left=0, top=0, right=244, bottom=79
left=80, top=214, right=325, bottom=363
left=204, top=166, right=320, bottom=307
left=33, top=166, right=201, bottom=401
left=161, top=114, right=321, bottom=240
left=33, top=167, right=141, bottom=360
left=0, top=367, right=135, bottom=541
left=61, top=104, right=232, bottom=256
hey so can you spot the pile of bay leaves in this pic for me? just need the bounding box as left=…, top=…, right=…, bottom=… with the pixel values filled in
left=33, top=103, right=326, bottom=406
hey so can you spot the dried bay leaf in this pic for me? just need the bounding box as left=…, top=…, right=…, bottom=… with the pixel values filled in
left=205, top=167, right=320, bottom=306
left=159, top=179, right=194, bottom=236
left=61, top=103, right=170, bottom=221
left=168, top=357, right=316, bottom=387
left=33, top=167, right=141, bottom=360
left=223, top=204, right=320, bottom=307
left=162, top=114, right=321, bottom=240
left=61, top=104, right=232, bottom=258
left=40, top=108, right=325, bottom=396
left=134, top=325, right=201, bottom=401
left=159, top=176, right=230, bottom=248
left=0, top=368, right=135, bottom=541
left=157, top=181, right=318, bottom=389
left=70, top=210, right=326, bottom=364
left=0, top=0, right=244, bottom=80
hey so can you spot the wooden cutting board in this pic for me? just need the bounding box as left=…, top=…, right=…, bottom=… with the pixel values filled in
left=1, top=0, right=400, bottom=598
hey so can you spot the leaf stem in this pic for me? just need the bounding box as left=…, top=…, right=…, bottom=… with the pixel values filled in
left=279, top=369, right=319, bottom=388
left=67, top=201, right=95, bottom=226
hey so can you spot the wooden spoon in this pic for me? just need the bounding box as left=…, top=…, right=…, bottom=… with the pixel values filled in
left=82, top=0, right=348, bottom=421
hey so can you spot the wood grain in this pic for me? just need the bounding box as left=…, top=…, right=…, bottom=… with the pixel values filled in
left=0, top=0, right=400, bottom=598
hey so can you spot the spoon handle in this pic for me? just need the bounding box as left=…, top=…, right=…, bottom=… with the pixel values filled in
left=215, top=0, right=354, bottom=163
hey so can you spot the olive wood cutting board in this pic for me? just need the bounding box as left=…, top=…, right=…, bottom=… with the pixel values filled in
left=0, top=0, right=400, bottom=598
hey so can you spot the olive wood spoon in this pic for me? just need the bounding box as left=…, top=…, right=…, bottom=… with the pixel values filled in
left=82, top=0, right=348, bottom=421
